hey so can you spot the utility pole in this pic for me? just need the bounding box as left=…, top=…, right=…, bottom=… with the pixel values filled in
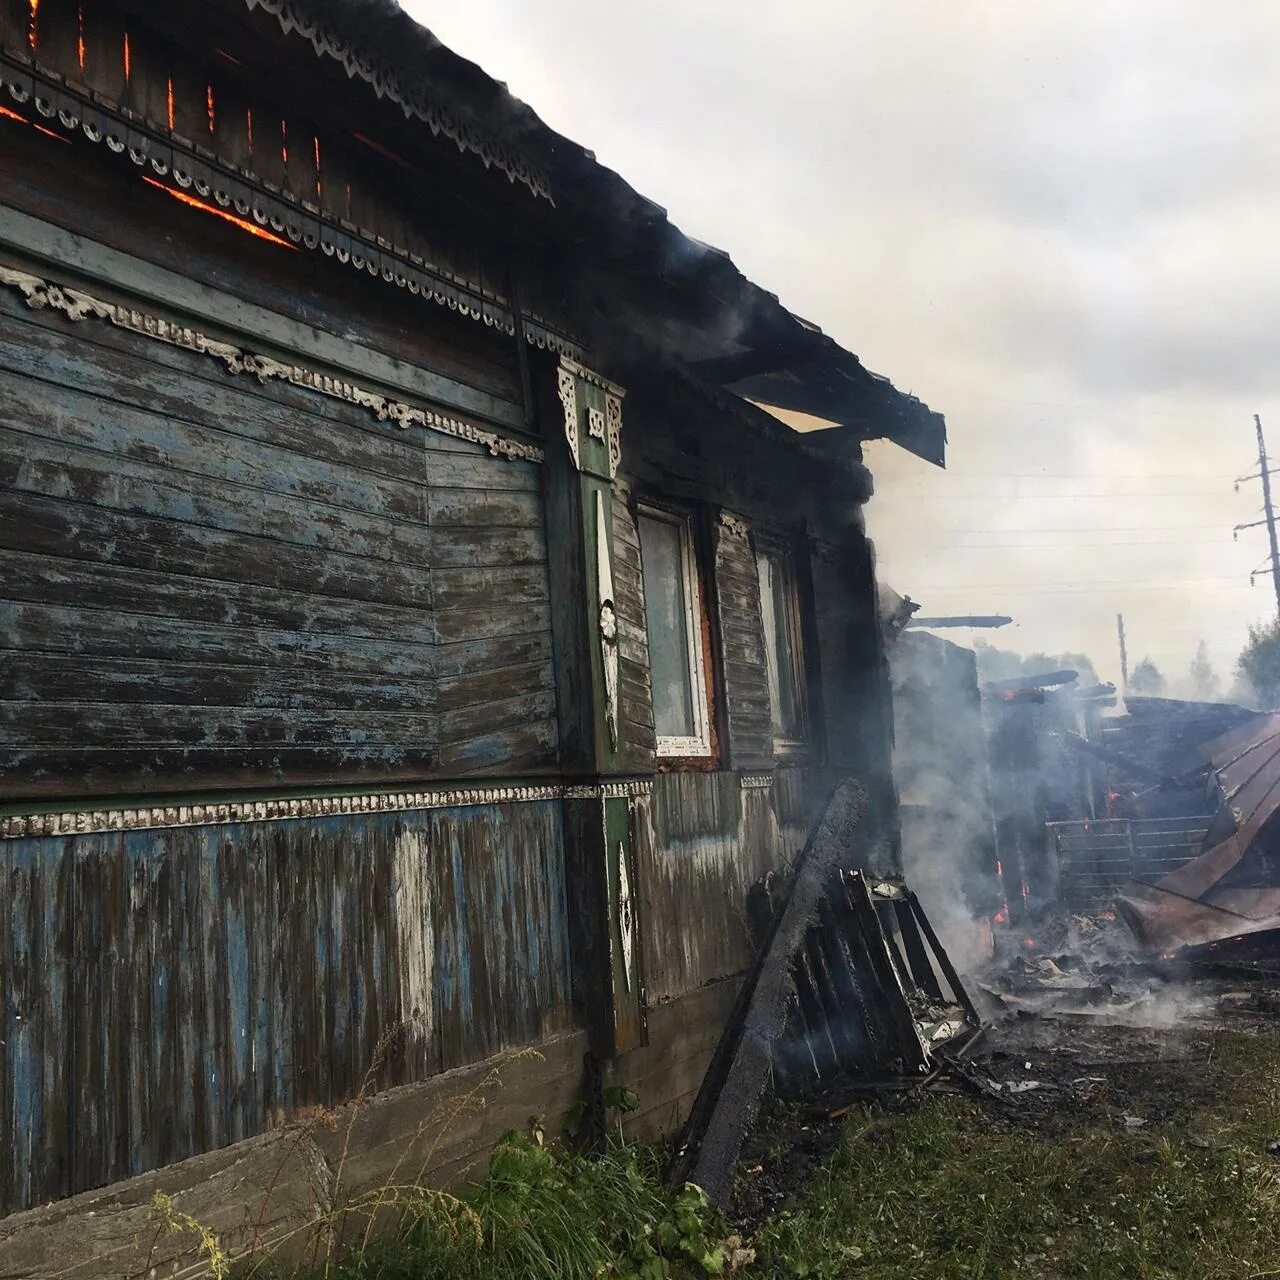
left=1233, top=414, right=1280, bottom=619
left=1116, top=613, right=1129, bottom=692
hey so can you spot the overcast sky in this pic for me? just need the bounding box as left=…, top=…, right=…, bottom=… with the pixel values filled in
left=410, top=0, right=1280, bottom=695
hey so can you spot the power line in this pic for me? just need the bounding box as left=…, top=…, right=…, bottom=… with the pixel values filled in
left=889, top=490, right=1238, bottom=499
left=934, top=471, right=1239, bottom=480
left=919, top=580, right=1254, bottom=594
left=908, top=539, right=1241, bottom=549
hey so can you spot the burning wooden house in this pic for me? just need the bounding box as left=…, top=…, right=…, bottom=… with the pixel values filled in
left=0, top=0, right=947, bottom=1261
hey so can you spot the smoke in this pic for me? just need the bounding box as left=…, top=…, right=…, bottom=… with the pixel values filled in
left=890, top=630, right=1002, bottom=972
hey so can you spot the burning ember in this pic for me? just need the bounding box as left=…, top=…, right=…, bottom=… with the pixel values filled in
left=141, top=177, right=296, bottom=248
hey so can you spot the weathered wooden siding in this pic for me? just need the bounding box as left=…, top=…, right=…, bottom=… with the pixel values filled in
left=713, top=517, right=773, bottom=767
left=0, top=800, right=571, bottom=1216
left=637, top=770, right=819, bottom=1002
left=0, top=281, right=556, bottom=797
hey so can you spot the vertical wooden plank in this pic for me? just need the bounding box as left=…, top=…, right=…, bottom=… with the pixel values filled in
left=71, top=830, right=131, bottom=1194
left=30, top=0, right=79, bottom=80
left=0, top=830, right=9, bottom=1215
left=123, top=830, right=152, bottom=1176
left=248, top=823, right=271, bottom=1140
left=218, top=826, right=253, bottom=1145
left=172, top=827, right=201, bottom=1164
left=5, top=836, right=73, bottom=1211
left=267, top=820, right=294, bottom=1124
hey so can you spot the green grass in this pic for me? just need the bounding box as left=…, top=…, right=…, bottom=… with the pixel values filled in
left=263, top=1134, right=751, bottom=1280
left=267, top=1030, right=1280, bottom=1280
left=755, top=1030, right=1280, bottom=1279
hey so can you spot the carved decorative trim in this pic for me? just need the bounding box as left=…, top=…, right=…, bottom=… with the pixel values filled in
left=605, top=391, right=623, bottom=478
left=561, top=355, right=626, bottom=397
left=719, top=511, right=750, bottom=541
left=558, top=357, right=625, bottom=478
left=245, top=0, right=552, bottom=202
left=563, top=780, right=654, bottom=800
left=597, top=491, right=620, bottom=751
left=0, top=265, right=543, bottom=463
left=617, top=840, right=635, bottom=993
left=1, top=780, right=658, bottom=839
left=739, top=773, right=774, bottom=790
left=0, top=57, right=580, bottom=358
left=557, top=365, right=581, bottom=470
left=0, top=783, right=570, bottom=840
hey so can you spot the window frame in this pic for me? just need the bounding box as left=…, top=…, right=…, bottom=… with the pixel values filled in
left=755, top=537, right=811, bottom=755
left=636, top=503, right=714, bottom=759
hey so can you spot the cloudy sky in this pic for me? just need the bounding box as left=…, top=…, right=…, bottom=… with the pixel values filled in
left=411, top=0, right=1280, bottom=695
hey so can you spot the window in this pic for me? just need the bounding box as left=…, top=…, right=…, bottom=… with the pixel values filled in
left=637, top=507, right=712, bottom=757
left=757, top=546, right=808, bottom=749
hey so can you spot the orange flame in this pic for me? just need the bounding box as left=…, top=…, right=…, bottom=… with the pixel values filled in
left=28, top=0, right=39, bottom=51
left=141, top=177, right=295, bottom=249
left=122, top=31, right=130, bottom=82
left=76, top=4, right=85, bottom=70
left=0, top=102, right=70, bottom=143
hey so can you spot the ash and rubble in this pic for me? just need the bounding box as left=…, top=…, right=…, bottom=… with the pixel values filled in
left=926, top=904, right=1280, bottom=1136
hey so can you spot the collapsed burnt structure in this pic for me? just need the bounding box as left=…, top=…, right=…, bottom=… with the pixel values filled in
left=0, top=0, right=948, bottom=1265
left=1118, top=711, right=1280, bottom=953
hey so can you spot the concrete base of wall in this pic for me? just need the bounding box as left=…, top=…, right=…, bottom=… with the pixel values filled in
left=0, top=979, right=740, bottom=1279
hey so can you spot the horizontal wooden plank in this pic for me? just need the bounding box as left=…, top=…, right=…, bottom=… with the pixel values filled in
left=438, top=661, right=554, bottom=714
left=0, top=426, right=430, bottom=568
left=0, top=359, right=432, bottom=522
left=0, top=745, right=443, bottom=797
left=0, top=654, right=434, bottom=712
left=434, top=602, right=552, bottom=646
left=0, top=547, right=433, bottom=642
left=431, top=525, right=546, bottom=569
left=440, top=720, right=559, bottom=773
left=0, top=601, right=436, bottom=675
left=428, top=489, right=543, bottom=529
left=0, top=701, right=437, bottom=748
left=438, top=690, right=556, bottom=746
left=434, top=632, right=554, bottom=680
left=433, top=565, right=549, bottom=614
left=0, top=490, right=432, bottom=611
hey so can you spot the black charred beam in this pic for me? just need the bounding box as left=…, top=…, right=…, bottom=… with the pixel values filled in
left=666, top=778, right=868, bottom=1205
left=908, top=615, right=1013, bottom=629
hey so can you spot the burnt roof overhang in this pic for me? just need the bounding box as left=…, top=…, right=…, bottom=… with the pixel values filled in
left=230, top=0, right=946, bottom=465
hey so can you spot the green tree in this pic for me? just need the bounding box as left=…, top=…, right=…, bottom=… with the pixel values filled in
left=1187, top=640, right=1221, bottom=701
left=1236, top=619, right=1280, bottom=708
left=1129, top=656, right=1166, bottom=695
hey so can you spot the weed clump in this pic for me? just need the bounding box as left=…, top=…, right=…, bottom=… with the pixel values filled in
left=267, top=1132, right=751, bottom=1280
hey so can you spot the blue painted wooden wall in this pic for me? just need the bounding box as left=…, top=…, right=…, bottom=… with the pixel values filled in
left=0, top=801, right=573, bottom=1214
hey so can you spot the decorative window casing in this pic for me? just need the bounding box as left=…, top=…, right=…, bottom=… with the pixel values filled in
left=637, top=506, right=712, bottom=758
left=757, top=542, right=810, bottom=752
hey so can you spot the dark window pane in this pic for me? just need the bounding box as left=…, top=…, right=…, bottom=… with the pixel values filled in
left=639, top=513, right=695, bottom=738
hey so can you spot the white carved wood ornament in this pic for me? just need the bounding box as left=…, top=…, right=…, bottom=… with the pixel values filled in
left=596, top=489, right=620, bottom=751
